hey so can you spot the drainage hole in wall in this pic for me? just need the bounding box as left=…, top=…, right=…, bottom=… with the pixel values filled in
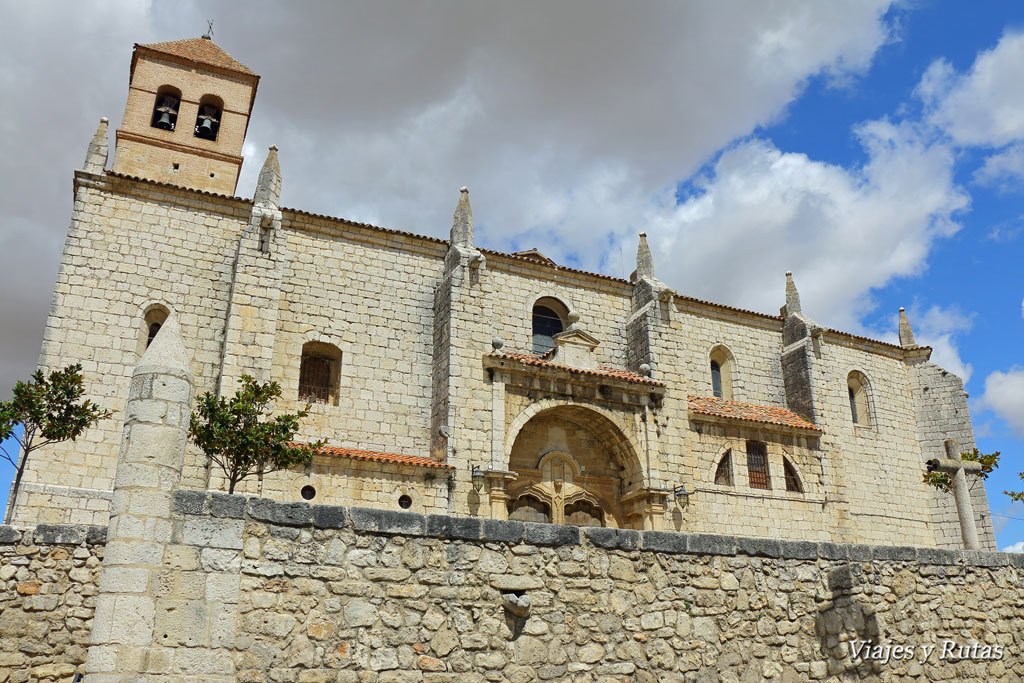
left=300, top=485, right=316, bottom=500
left=398, top=494, right=412, bottom=509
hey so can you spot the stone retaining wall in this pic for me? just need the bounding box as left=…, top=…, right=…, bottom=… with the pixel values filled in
left=188, top=493, right=1023, bottom=681
left=0, top=525, right=105, bottom=682
left=3, top=496, right=1022, bottom=681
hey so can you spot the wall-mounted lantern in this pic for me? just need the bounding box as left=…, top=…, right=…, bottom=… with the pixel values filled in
left=471, top=465, right=485, bottom=492
left=673, top=484, right=689, bottom=508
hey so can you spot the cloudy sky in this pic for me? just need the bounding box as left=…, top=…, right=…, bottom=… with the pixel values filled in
left=0, top=1, right=1022, bottom=546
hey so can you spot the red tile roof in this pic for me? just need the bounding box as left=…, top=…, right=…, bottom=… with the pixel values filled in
left=139, top=38, right=257, bottom=76
left=300, top=444, right=453, bottom=469
left=487, top=350, right=665, bottom=386
left=688, top=394, right=822, bottom=433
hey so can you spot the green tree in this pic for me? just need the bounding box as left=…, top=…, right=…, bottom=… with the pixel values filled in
left=189, top=375, right=323, bottom=494
left=0, top=364, right=111, bottom=523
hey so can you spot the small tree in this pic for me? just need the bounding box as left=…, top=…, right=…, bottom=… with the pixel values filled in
left=189, top=375, right=324, bottom=494
left=0, top=363, right=111, bottom=523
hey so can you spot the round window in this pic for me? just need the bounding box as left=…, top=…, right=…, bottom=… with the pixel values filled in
left=300, top=485, right=316, bottom=501
left=398, top=494, right=412, bottom=509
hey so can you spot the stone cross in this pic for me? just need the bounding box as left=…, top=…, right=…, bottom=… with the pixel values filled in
left=926, top=439, right=981, bottom=550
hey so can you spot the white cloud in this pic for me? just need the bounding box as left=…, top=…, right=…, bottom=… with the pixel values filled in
left=919, top=31, right=1024, bottom=148
left=974, top=143, right=1024, bottom=189
left=1000, top=541, right=1024, bottom=553
left=644, top=120, right=967, bottom=331
left=0, top=1, right=901, bottom=393
left=911, top=305, right=975, bottom=383
left=977, top=367, right=1024, bottom=438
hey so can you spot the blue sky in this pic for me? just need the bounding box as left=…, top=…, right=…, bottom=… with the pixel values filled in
left=0, top=1, right=1021, bottom=547
left=769, top=1, right=1024, bottom=549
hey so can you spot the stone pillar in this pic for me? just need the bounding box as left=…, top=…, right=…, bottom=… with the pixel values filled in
left=84, top=117, right=109, bottom=174
left=217, top=146, right=286, bottom=396
left=85, top=316, right=194, bottom=680
left=430, top=187, right=489, bottom=513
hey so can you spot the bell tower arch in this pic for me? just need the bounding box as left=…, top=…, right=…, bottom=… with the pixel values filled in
left=111, top=36, right=259, bottom=194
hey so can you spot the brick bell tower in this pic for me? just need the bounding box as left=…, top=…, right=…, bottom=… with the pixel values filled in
left=111, top=35, right=259, bottom=195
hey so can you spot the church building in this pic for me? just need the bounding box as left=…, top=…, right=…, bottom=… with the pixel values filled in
left=7, top=36, right=996, bottom=551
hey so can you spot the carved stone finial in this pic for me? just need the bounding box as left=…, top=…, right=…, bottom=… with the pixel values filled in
left=254, top=145, right=282, bottom=206
left=84, top=117, right=109, bottom=174
left=567, top=312, right=580, bottom=330
left=491, top=337, right=504, bottom=351
left=639, top=363, right=651, bottom=377
left=636, top=233, right=654, bottom=280
left=136, top=315, right=192, bottom=381
left=899, top=307, right=917, bottom=348
left=450, top=186, right=474, bottom=248
left=785, top=271, right=802, bottom=315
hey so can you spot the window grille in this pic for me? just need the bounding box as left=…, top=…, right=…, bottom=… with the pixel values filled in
left=565, top=500, right=604, bottom=527
left=714, top=450, right=733, bottom=486
left=532, top=305, right=564, bottom=354
left=508, top=496, right=550, bottom=523
left=299, top=355, right=333, bottom=403
left=746, top=441, right=770, bottom=489
left=783, top=458, right=803, bottom=493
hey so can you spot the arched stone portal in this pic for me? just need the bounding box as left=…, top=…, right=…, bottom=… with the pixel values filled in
left=503, top=404, right=654, bottom=529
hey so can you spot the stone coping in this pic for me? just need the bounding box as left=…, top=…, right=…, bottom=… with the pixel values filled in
left=176, top=490, right=1023, bottom=569
left=4, top=491, right=1021, bottom=570
left=0, top=524, right=106, bottom=546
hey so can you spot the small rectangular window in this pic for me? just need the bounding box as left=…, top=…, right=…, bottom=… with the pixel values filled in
left=746, top=441, right=770, bottom=489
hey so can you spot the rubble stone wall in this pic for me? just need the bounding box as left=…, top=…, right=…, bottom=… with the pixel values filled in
left=176, top=494, right=1024, bottom=681
left=0, top=525, right=106, bottom=682
left=3, top=495, right=1022, bottom=681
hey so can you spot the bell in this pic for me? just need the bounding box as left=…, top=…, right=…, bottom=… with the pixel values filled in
left=197, top=117, right=215, bottom=139
left=155, top=112, right=173, bottom=130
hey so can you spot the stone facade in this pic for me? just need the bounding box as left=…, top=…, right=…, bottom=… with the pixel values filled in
left=0, top=326, right=1017, bottom=680
left=6, top=35, right=996, bottom=554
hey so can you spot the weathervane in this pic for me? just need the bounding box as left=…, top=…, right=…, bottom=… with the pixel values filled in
left=202, top=20, right=214, bottom=40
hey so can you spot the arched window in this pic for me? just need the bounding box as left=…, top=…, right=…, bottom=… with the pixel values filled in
left=151, top=86, right=181, bottom=131
left=783, top=457, right=803, bottom=493
left=565, top=500, right=604, bottom=527
left=709, top=346, right=734, bottom=400
left=531, top=297, right=569, bottom=355
left=140, top=304, right=169, bottom=353
left=847, top=371, right=871, bottom=427
left=746, top=441, right=770, bottom=490
left=194, top=95, right=223, bottom=141
left=714, top=450, right=733, bottom=486
left=508, top=495, right=550, bottom=523
left=299, top=341, right=342, bottom=405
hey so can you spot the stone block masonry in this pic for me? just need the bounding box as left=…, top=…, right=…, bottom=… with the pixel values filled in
left=2, top=495, right=1023, bottom=680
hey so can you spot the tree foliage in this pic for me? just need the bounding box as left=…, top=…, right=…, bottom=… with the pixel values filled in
left=922, top=448, right=999, bottom=494
left=1006, top=472, right=1024, bottom=503
left=189, top=375, right=323, bottom=494
left=0, top=364, right=111, bottom=523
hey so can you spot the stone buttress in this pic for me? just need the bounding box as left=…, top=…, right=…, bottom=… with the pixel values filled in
left=429, top=188, right=491, bottom=513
